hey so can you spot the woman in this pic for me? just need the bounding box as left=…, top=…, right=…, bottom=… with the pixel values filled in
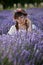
left=8, top=8, right=32, bottom=35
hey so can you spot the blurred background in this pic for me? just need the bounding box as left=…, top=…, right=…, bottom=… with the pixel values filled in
left=0, top=0, right=43, bottom=9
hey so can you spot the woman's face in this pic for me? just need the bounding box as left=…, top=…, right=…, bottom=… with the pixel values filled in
left=16, top=15, right=27, bottom=24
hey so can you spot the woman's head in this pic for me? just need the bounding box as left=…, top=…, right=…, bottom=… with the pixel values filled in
left=14, top=8, right=28, bottom=30
left=14, top=8, right=27, bottom=19
left=14, top=8, right=27, bottom=24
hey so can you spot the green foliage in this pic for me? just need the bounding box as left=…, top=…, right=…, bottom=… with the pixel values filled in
left=0, top=56, right=13, bottom=65
left=0, top=0, right=43, bottom=9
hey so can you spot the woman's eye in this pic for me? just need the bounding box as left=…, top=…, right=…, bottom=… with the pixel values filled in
left=20, top=16, right=26, bottom=19
left=20, top=16, right=23, bottom=18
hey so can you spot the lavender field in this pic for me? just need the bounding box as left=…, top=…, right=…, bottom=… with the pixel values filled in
left=0, top=8, right=43, bottom=34
left=0, top=8, right=43, bottom=65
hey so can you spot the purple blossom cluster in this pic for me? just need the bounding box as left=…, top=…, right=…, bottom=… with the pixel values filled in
left=27, top=8, right=43, bottom=31
left=0, top=30, right=43, bottom=65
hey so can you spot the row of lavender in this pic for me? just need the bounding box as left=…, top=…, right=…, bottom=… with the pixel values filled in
left=0, top=8, right=43, bottom=34
left=0, top=30, right=43, bottom=65
left=27, top=8, right=43, bottom=30
left=0, top=10, right=15, bottom=34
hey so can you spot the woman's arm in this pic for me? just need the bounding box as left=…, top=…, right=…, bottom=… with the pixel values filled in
left=26, top=18, right=32, bottom=32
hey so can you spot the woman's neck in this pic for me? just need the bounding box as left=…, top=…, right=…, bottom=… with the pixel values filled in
left=18, top=23, right=26, bottom=29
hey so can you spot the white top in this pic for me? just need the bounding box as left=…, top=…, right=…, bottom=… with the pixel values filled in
left=8, top=24, right=36, bottom=35
left=8, top=25, right=16, bottom=35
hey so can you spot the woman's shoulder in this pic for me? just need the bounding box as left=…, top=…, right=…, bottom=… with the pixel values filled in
left=10, top=25, right=16, bottom=31
left=11, top=25, right=16, bottom=28
left=8, top=25, right=16, bottom=35
left=10, top=25, right=16, bottom=30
